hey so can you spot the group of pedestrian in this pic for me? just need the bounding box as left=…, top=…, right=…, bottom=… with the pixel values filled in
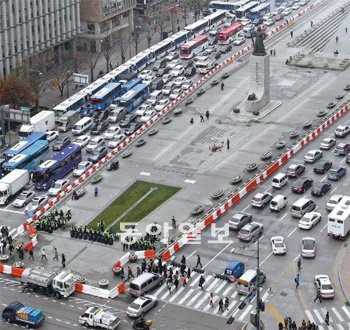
left=192, top=110, right=210, bottom=125
left=37, top=247, right=66, bottom=267
left=208, top=293, right=229, bottom=312
left=279, top=316, right=321, bottom=329
left=270, top=49, right=277, bottom=56
left=0, top=226, right=14, bottom=258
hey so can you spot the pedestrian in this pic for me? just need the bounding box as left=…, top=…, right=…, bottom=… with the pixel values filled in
left=180, top=264, right=186, bottom=276
left=292, top=321, right=297, bottom=330
left=200, top=115, right=204, bottom=122
left=167, top=276, right=173, bottom=293
left=53, top=247, right=58, bottom=261
left=72, top=190, right=77, bottom=200
left=311, top=21, right=313, bottom=27
left=127, top=266, right=134, bottom=280
left=141, top=259, right=147, bottom=273
left=181, top=275, right=187, bottom=287
left=199, top=275, right=205, bottom=289
left=290, top=31, right=293, bottom=38
left=346, top=27, right=348, bottom=34
left=28, top=249, right=34, bottom=260
left=278, top=322, right=284, bottom=330
left=190, top=117, right=194, bottom=124
left=181, top=255, right=186, bottom=266
left=221, top=82, right=224, bottom=90
left=273, top=49, right=276, bottom=56
left=205, top=110, right=210, bottom=119
left=94, top=186, right=99, bottom=197
left=297, top=258, right=301, bottom=271
left=219, top=299, right=224, bottom=312
left=314, top=288, right=322, bottom=303
left=226, top=138, right=230, bottom=150
left=336, top=36, right=339, bottom=43
left=174, top=277, right=179, bottom=290
left=41, top=248, right=47, bottom=261
left=137, top=266, right=141, bottom=277
left=284, top=316, right=288, bottom=329
left=171, top=216, right=176, bottom=229
left=270, top=49, right=273, bottom=55
left=196, top=254, right=202, bottom=268
left=224, top=297, right=229, bottom=309
left=295, top=274, right=300, bottom=288
left=209, top=292, right=214, bottom=307
left=325, top=311, right=329, bottom=326
left=187, top=267, right=191, bottom=279
left=61, top=253, right=66, bottom=268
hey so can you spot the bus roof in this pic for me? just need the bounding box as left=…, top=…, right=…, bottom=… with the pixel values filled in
left=249, top=2, right=270, bottom=13
left=118, top=84, right=148, bottom=102
left=236, top=1, right=259, bottom=12
left=4, top=132, right=47, bottom=157
left=90, top=82, right=120, bottom=100
left=329, top=196, right=350, bottom=221
left=185, top=19, right=209, bottom=32
left=218, top=22, right=243, bottom=34
left=238, top=269, right=257, bottom=283
left=181, top=35, right=208, bottom=49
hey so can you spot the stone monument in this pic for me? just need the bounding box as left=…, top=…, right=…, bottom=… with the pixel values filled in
left=245, top=27, right=270, bottom=113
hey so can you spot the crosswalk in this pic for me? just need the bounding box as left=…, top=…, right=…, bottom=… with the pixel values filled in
left=149, top=268, right=270, bottom=322
left=305, top=306, right=350, bottom=330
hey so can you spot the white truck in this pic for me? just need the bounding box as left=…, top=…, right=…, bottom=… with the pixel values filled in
left=19, top=111, right=55, bottom=138
left=21, top=268, right=79, bottom=298
left=57, top=110, right=81, bottom=132
left=79, top=306, right=121, bottom=329
left=196, top=57, right=216, bottom=74
left=0, top=169, right=30, bottom=205
left=328, top=196, right=350, bottom=239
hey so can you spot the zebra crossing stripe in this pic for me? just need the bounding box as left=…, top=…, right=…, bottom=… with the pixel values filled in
left=222, top=285, right=233, bottom=297
left=178, top=289, right=194, bottom=305
left=194, top=293, right=209, bottom=309
left=336, top=324, right=345, bottom=330
left=214, top=280, right=228, bottom=294
left=168, top=287, right=185, bottom=303
left=203, top=296, right=218, bottom=312
left=186, top=291, right=202, bottom=307
left=206, top=278, right=220, bottom=292
left=313, top=309, right=324, bottom=323
left=238, top=303, right=253, bottom=321
left=222, top=300, right=237, bottom=317
left=320, top=308, right=333, bottom=323
left=189, top=274, right=201, bottom=287
left=331, top=307, right=344, bottom=322
left=160, top=288, right=171, bottom=300
left=153, top=283, right=166, bottom=297
left=305, top=310, right=316, bottom=324
left=341, top=306, right=350, bottom=320
left=231, top=291, right=238, bottom=299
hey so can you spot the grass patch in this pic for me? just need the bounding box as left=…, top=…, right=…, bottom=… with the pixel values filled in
left=88, top=180, right=181, bottom=233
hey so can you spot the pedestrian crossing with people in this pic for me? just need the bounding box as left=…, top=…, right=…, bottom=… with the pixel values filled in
left=304, top=305, right=350, bottom=330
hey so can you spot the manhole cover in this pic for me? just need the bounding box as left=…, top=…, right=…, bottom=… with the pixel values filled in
left=280, top=291, right=288, bottom=297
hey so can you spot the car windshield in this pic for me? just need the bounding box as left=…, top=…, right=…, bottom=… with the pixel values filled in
left=53, top=182, right=62, bottom=189
left=252, top=196, right=262, bottom=202
left=240, top=229, right=250, bottom=235
left=76, top=138, right=84, bottom=143
left=275, top=242, right=284, bottom=247
left=302, top=218, right=311, bottom=223
left=107, top=128, right=115, bottom=133
left=322, top=284, right=332, bottom=290
left=303, top=241, right=314, bottom=249
left=329, top=169, right=337, bottom=174
left=90, top=141, right=98, bottom=146
left=17, top=195, right=27, bottom=200
left=77, top=164, right=86, bottom=170
left=129, top=302, right=141, bottom=309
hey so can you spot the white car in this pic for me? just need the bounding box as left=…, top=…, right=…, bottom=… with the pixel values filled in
left=304, top=149, right=323, bottom=163
left=139, top=70, right=152, bottom=80
left=162, top=73, right=173, bottom=84
left=233, top=37, right=246, bottom=46
left=174, top=76, right=187, bottom=87
left=320, top=137, right=336, bottom=150
left=171, top=65, right=184, bottom=77
left=141, top=110, right=156, bottom=123
left=86, top=136, right=105, bottom=153
left=108, top=134, right=125, bottom=148
left=170, top=88, right=182, bottom=100
left=264, top=19, right=275, bottom=26
left=135, top=103, right=152, bottom=116
left=271, top=236, right=287, bottom=255
left=46, top=131, right=59, bottom=142
left=104, top=126, right=121, bottom=140
left=326, top=194, right=343, bottom=211
left=25, top=195, right=48, bottom=214
left=142, top=75, right=155, bottom=85
left=209, top=28, right=218, bottom=36
left=155, top=99, right=170, bottom=111
left=301, top=237, right=316, bottom=258
left=314, top=275, right=335, bottom=298
left=263, top=13, right=274, bottom=20
left=182, top=80, right=193, bottom=90
left=13, top=190, right=36, bottom=208
left=204, top=46, right=216, bottom=54
left=74, top=135, right=90, bottom=148
left=48, top=179, right=70, bottom=196
left=282, top=8, right=292, bottom=16
left=166, top=52, right=178, bottom=61
left=292, top=3, right=300, bottom=10
left=73, top=161, right=92, bottom=177
left=126, top=295, right=158, bottom=318
left=251, top=192, right=273, bottom=208
left=168, top=59, right=181, bottom=69
left=298, top=212, right=321, bottom=230
left=269, top=195, right=287, bottom=212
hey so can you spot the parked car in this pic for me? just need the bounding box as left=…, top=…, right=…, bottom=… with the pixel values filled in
left=73, top=161, right=92, bottom=177
left=126, top=295, right=158, bottom=318
left=313, top=160, right=332, bottom=174
left=271, top=236, right=287, bottom=255
left=182, top=80, right=193, bottom=90
left=270, top=194, right=288, bottom=212
left=52, top=136, right=71, bottom=151
left=74, top=135, right=90, bottom=148
left=301, top=237, right=316, bottom=258
left=13, top=190, right=35, bottom=208
left=298, top=212, right=322, bottom=230
left=314, top=275, right=335, bottom=298
left=328, top=166, right=346, bottom=181
left=229, top=212, right=252, bottom=231
left=48, top=179, right=70, bottom=196
left=139, top=70, right=152, bottom=80
left=87, top=146, right=108, bottom=163
left=238, top=222, right=263, bottom=242
left=204, top=46, right=216, bottom=54
left=264, top=19, right=275, bottom=26
left=304, top=150, right=322, bottom=163
left=320, top=137, right=336, bottom=150
left=311, top=182, right=331, bottom=197
left=25, top=195, right=48, bottom=213
left=250, top=192, right=273, bottom=208
left=291, top=177, right=313, bottom=194
left=162, top=73, right=173, bottom=83
left=90, top=121, right=109, bottom=135
left=170, top=88, right=182, bottom=100
left=168, top=59, right=181, bottom=69
left=335, top=125, right=350, bottom=138
left=46, top=131, right=59, bottom=142
left=135, top=104, right=152, bottom=117
left=174, top=76, right=186, bottom=87
left=125, top=122, right=142, bottom=136
left=142, top=75, right=155, bottom=85
left=184, top=66, right=196, bottom=77
left=108, top=108, right=127, bottom=123
left=171, top=65, right=184, bottom=77
left=120, top=114, right=136, bottom=128
left=286, top=164, right=305, bottom=178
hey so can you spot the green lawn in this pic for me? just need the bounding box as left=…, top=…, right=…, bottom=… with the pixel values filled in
left=88, top=180, right=181, bottom=233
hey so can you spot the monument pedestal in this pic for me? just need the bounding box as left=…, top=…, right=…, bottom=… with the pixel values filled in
left=245, top=54, right=270, bottom=113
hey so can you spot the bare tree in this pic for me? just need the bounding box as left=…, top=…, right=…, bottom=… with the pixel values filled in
left=131, top=28, right=142, bottom=55
left=144, top=20, right=157, bottom=48
left=155, top=9, right=170, bottom=41
left=86, top=51, right=102, bottom=82
left=181, top=0, right=205, bottom=22
left=115, top=30, right=129, bottom=64
left=101, top=34, right=117, bottom=73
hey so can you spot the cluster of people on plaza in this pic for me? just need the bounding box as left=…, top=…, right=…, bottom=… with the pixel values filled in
left=279, top=315, right=330, bottom=329
left=35, top=209, right=71, bottom=233
left=0, top=226, right=15, bottom=258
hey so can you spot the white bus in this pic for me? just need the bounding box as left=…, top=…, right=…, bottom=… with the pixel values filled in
left=235, top=1, right=259, bottom=18
left=236, top=269, right=265, bottom=295
left=328, top=196, right=350, bottom=240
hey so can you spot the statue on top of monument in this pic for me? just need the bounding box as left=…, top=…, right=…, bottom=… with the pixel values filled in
left=251, top=27, right=266, bottom=56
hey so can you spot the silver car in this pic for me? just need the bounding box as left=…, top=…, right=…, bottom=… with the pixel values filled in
left=13, top=190, right=35, bottom=208
left=238, top=222, right=263, bottom=242
left=126, top=295, right=158, bottom=318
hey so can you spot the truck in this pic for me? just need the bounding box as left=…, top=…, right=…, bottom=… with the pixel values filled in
left=19, top=110, right=55, bottom=138
left=21, top=267, right=79, bottom=298
left=328, top=196, right=350, bottom=239
left=0, top=169, right=30, bottom=205
left=79, top=306, right=121, bottom=329
left=57, top=110, right=81, bottom=132
left=2, top=301, right=45, bottom=328
left=196, top=56, right=217, bottom=74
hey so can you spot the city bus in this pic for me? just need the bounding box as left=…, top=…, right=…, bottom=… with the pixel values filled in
left=148, top=39, right=176, bottom=59
left=185, top=19, right=210, bottom=35
left=90, top=82, right=122, bottom=110
left=2, top=140, right=49, bottom=175
left=180, top=35, right=209, bottom=59
left=235, top=1, right=259, bottom=18
left=121, top=77, right=142, bottom=93
left=247, top=3, right=270, bottom=20
left=3, top=132, right=47, bottom=160
left=217, top=22, right=243, bottom=44
left=32, top=144, right=82, bottom=190
left=117, top=84, right=150, bottom=112
left=206, top=10, right=226, bottom=25
left=209, top=1, right=241, bottom=12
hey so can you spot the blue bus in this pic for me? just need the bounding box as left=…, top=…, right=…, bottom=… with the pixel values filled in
left=2, top=140, right=49, bottom=175
left=121, top=77, right=142, bottom=93
left=247, top=3, right=271, bottom=20
left=235, top=1, right=259, bottom=18
left=90, top=82, right=122, bottom=110
left=3, top=132, right=47, bottom=160
left=32, top=144, right=82, bottom=190
left=117, top=84, right=150, bottom=112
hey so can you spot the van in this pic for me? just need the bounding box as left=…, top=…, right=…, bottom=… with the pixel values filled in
left=290, top=197, right=316, bottom=218
left=236, top=269, right=266, bottom=295
left=128, top=272, right=163, bottom=297
left=153, top=59, right=167, bottom=72
left=162, top=82, right=175, bottom=96
left=272, top=173, right=288, bottom=189
left=224, top=260, right=245, bottom=281
left=150, top=78, right=164, bottom=92
left=72, top=117, right=93, bottom=135
left=270, top=195, right=288, bottom=212
left=108, top=107, right=127, bottom=123
left=147, top=91, right=163, bottom=106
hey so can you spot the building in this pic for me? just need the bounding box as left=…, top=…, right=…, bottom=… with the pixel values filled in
left=79, top=0, right=136, bottom=52
left=0, top=0, right=81, bottom=78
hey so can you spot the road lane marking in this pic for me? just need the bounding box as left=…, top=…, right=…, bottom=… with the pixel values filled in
left=293, top=254, right=300, bottom=261
left=242, top=205, right=250, bottom=212
left=332, top=307, right=344, bottom=322
left=222, top=285, right=233, bottom=296
left=203, top=296, right=218, bottom=312
left=207, top=278, right=220, bottom=292
left=279, top=214, right=288, bottom=222
left=139, top=172, right=151, bottom=176
left=341, top=306, right=350, bottom=320
left=178, top=289, right=194, bottom=304
left=186, top=291, right=202, bottom=307
left=184, top=179, right=196, bottom=184
left=331, top=187, right=337, bottom=193
left=320, top=224, right=327, bottom=232
left=238, top=304, right=253, bottom=321
left=0, top=208, right=24, bottom=214
left=287, top=228, right=297, bottom=237
left=260, top=251, right=273, bottom=266
left=194, top=293, right=210, bottom=309
left=186, top=250, right=197, bottom=259
left=305, top=310, right=316, bottom=324
left=314, top=309, right=324, bottom=323
left=203, top=242, right=233, bottom=269
left=222, top=300, right=237, bottom=316
left=214, top=280, right=228, bottom=294
left=169, top=286, right=185, bottom=302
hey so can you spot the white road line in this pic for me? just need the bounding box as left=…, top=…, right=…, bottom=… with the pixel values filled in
left=320, top=224, right=327, bottom=232
left=203, top=296, right=218, bottom=312
left=320, top=308, right=333, bottom=322
left=153, top=283, right=166, bottom=297
left=194, top=293, right=210, bottom=309
left=222, top=300, right=237, bottom=316
left=215, top=280, right=228, bottom=294
left=238, top=304, right=253, bottom=321
left=321, top=174, right=328, bottom=182
left=186, top=291, right=202, bottom=307
left=332, top=307, right=344, bottom=322
left=305, top=310, right=316, bottom=324
left=207, top=278, right=221, bottom=292
left=203, top=242, right=233, bottom=269
left=186, top=250, right=197, bottom=259
left=0, top=208, right=24, bottom=214
left=341, top=306, right=350, bottom=320
left=222, top=285, right=233, bottom=297
left=189, top=273, right=201, bottom=287
left=331, top=187, right=338, bottom=193
left=313, top=309, right=324, bottom=323
left=139, top=172, right=151, bottom=176
left=184, top=179, right=196, bottom=184
left=287, top=228, right=297, bottom=238
left=242, top=205, right=250, bottom=212
left=160, top=288, right=171, bottom=300
left=293, top=254, right=301, bottom=261
left=231, top=291, right=238, bottom=299
left=56, top=318, right=61, bottom=322
left=260, top=251, right=273, bottom=266
left=47, top=316, right=53, bottom=319
left=337, top=325, right=345, bottom=330
left=168, top=286, right=185, bottom=303
left=178, top=289, right=194, bottom=305
left=261, top=291, right=269, bottom=302
left=279, top=214, right=288, bottom=222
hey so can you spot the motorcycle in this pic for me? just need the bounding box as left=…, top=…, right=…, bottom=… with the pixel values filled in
left=107, top=160, right=119, bottom=171
left=132, top=318, right=152, bottom=330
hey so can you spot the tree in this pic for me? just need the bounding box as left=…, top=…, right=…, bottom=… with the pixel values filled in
left=101, top=34, right=117, bottom=73
left=115, top=30, right=129, bottom=64
left=0, top=74, right=36, bottom=108
left=145, top=20, right=157, bottom=48
left=131, top=28, right=142, bottom=55
left=86, top=51, right=102, bottom=83
left=181, top=0, right=205, bottom=22
left=155, top=9, right=170, bottom=41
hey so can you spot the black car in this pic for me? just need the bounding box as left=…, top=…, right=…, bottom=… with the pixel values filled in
left=311, top=182, right=331, bottom=197
left=184, top=60, right=194, bottom=69
left=120, top=114, right=136, bottom=128
left=184, top=66, right=196, bottom=77
left=125, top=122, right=142, bottom=136
left=52, top=136, right=71, bottom=151
left=214, top=52, right=222, bottom=60
left=253, top=18, right=264, bottom=26
left=221, top=45, right=233, bottom=54
left=291, top=177, right=313, bottom=194
left=155, top=66, right=171, bottom=77
left=208, top=37, right=218, bottom=46
left=93, top=109, right=110, bottom=122
left=90, top=121, right=109, bottom=135
left=87, top=146, right=108, bottom=163
left=328, top=166, right=346, bottom=181
left=313, top=160, right=333, bottom=174
left=334, top=142, right=350, bottom=156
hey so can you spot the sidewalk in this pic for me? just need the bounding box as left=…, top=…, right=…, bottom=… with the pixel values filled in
left=338, top=243, right=350, bottom=304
